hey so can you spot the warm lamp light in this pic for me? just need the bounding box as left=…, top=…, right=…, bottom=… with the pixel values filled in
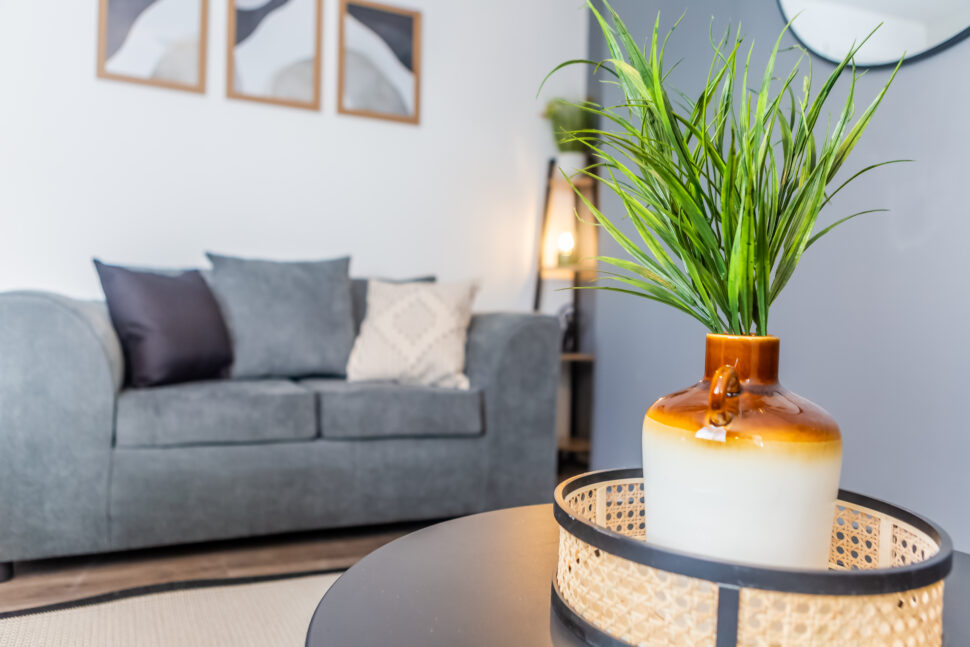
left=557, top=231, right=576, bottom=266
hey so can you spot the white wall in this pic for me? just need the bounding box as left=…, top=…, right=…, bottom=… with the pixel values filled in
left=0, top=1, right=589, bottom=311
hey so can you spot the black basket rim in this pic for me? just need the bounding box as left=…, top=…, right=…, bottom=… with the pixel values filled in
left=554, top=468, right=953, bottom=596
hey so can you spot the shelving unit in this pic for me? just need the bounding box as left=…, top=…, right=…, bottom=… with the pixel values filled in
left=534, top=158, right=598, bottom=472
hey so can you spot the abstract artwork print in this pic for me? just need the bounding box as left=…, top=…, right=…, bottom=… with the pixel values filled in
left=98, top=0, right=208, bottom=92
left=227, top=0, right=323, bottom=110
left=339, top=0, right=421, bottom=124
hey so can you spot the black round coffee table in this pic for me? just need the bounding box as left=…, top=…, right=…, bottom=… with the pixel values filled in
left=306, top=504, right=970, bottom=646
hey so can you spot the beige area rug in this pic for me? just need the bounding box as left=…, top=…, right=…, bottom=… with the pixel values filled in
left=0, top=572, right=341, bottom=647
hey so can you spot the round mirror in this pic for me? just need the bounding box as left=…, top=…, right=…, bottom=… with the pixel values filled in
left=778, top=0, right=970, bottom=67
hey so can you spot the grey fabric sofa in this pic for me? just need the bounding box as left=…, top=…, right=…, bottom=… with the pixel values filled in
left=0, top=289, right=560, bottom=577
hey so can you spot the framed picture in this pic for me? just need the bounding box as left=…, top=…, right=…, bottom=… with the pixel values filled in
left=97, top=0, right=209, bottom=93
left=227, top=0, right=323, bottom=110
left=338, top=0, right=421, bottom=124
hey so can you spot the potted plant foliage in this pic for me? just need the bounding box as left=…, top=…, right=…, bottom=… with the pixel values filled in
left=547, top=2, right=901, bottom=569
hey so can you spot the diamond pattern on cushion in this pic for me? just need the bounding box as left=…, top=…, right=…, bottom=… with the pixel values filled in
left=392, top=296, right=436, bottom=346
left=346, top=280, right=478, bottom=389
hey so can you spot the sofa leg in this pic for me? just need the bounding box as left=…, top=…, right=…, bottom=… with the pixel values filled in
left=0, top=562, right=12, bottom=583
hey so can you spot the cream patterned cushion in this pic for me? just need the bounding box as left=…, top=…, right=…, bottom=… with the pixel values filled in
left=346, top=280, right=478, bottom=389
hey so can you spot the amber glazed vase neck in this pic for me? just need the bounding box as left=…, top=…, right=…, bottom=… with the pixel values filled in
left=703, top=334, right=779, bottom=385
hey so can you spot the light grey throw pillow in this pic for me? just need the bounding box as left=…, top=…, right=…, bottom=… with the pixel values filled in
left=347, top=280, right=478, bottom=389
left=205, top=253, right=355, bottom=379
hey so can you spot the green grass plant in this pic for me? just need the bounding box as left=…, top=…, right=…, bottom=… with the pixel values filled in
left=544, top=1, right=903, bottom=335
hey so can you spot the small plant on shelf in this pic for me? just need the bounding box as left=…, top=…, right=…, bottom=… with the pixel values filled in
left=545, top=98, right=595, bottom=153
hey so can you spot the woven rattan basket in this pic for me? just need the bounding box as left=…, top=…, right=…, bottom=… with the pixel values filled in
left=553, top=469, right=953, bottom=647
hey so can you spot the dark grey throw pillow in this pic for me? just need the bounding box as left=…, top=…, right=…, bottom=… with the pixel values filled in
left=205, top=253, right=355, bottom=378
left=94, top=260, right=233, bottom=388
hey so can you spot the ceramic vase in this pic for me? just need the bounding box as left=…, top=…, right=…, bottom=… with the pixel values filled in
left=641, top=334, right=842, bottom=570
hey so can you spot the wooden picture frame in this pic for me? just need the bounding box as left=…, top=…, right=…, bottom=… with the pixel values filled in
left=226, top=0, right=323, bottom=111
left=97, top=0, right=209, bottom=93
left=338, top=0, right=421, bottom=124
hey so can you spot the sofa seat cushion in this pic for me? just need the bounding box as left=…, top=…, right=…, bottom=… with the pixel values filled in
left=115, top=379, right=317, bottom=448
left=299, top=379, right=483, bottom=439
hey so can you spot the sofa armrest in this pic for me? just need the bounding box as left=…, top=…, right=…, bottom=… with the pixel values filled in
left=0, top=291, right=121, bottom=561
left=465, top=312, right=562, bottom=509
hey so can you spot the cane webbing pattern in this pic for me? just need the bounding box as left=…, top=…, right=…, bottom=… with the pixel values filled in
left=562, top=482, right=599, bottom=519
left=556, top=478, right=946, bottom=647
left=557, top=530, right=719, bottom=646
left=736, top=581, right=943, bottom=647
left=602, top=480, right=647, bottom=537
left=830, top=503, right=881, bottom=570
left=892, top=524, right=936, bottom=568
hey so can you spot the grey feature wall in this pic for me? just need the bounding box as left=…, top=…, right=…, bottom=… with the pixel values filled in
left=588, top=0, right=970, bottom=549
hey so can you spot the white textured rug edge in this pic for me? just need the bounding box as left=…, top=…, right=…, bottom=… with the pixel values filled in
left=0, top=572, right=342, bottom=647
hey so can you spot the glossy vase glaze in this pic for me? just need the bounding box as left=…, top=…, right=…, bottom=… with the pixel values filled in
left=642, top=334, right=842, bottom=570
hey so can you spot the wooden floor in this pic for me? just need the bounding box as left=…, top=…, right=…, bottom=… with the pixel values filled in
left=0, top=521, right=429, bottom=614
